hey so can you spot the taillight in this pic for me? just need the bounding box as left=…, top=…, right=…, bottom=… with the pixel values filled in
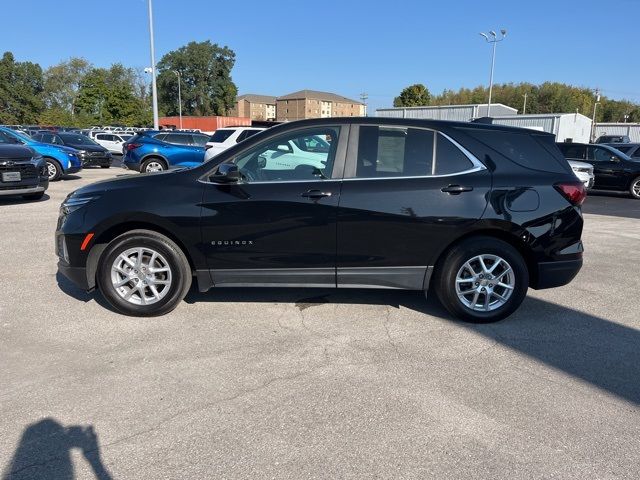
left=126, top=143, right=141, bottom=151
left=554, top=181, right=587, bottom=206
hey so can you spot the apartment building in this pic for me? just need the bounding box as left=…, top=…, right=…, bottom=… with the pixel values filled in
left=275, top=90, right=365, bottom=121
left=230, top=94, right=277, bottom=121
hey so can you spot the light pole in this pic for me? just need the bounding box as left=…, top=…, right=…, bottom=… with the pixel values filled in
left=360, top=92, right=368, bottom=116
left=173, top=70, right=182, bottom=129
left=590, top=89, right=600, bottom=142
left=147, top=0, right=159, bottom=130
left=522, top=92, right=528, bottom=115
left=479, top=29, right=507, bottom=117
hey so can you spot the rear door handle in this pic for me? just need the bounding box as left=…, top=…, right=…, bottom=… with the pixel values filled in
left=441, top=184, right=473, bottom=195
left=301, top=189, right=332, bottom=199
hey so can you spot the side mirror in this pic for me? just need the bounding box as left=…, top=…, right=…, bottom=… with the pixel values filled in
left=212, top=163, right=239, bottom=183
left=611, top=156, right=620, bottom=162
left=276, top=144, right=290, bottom=153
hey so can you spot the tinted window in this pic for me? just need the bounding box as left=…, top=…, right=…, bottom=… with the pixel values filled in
left=435, top=134, right=473, bottom=175
left=232, top=127, right=340, bottom=183
left=163, top=133, right=191, bottom=145
left=356, top=126, right=434, bottom=178
left=59, top=134, right=98, bottom=146
left=631, top=147, right=640, bottom=158
left=153, top=133, right=167, bottom=141
left=613, top=145, right=632, bottom=154
left=0, top=131, right=15, bottom=143
left=209, top=129, right=236, bottom=143
left=470, top=129, right=568, bottom=173
left=191, top=134, right=209, bottom=146
left=588, top=146, right=614, bottom=162
left=558, top=144, right=586, bottom=160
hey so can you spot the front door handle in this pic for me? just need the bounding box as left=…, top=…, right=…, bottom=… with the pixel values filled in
left=301, top=189, right=332, bottom=199
left=441, top=184, right=473, bottom=195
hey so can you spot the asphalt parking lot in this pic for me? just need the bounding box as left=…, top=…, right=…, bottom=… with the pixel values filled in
left=1, top=168, right=639, bottom=479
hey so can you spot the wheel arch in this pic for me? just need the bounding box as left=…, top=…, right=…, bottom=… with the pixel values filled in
left=430, top=228, right=538, bottom=290
left=140, top=154, right=169, bottom=168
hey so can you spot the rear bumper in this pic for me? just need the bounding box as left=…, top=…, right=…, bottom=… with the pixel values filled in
left=532, top=258, right=583, bottom=289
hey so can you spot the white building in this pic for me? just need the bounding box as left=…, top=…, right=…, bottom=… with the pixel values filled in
left=592, top=123, right=640, bottom=142
left=376, top=103, right=517, bottom=121
left=491, top=113, right=592, bottom=143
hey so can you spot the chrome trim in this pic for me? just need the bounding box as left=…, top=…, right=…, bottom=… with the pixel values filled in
left=0, top=185, right=45, bottom=196
left=341, top=165, right=485, bottom=181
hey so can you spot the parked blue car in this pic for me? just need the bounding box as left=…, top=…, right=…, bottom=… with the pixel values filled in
left=0, top=127, right=82, bottom=181
left=122, top=131, right=207, bottom=173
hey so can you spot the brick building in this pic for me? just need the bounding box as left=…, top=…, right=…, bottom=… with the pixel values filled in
left=276, top=90, right=365, bottom=121
left=230, top=94, right=277, bottom=121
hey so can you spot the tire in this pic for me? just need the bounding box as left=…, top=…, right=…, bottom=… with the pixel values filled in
left=630, top=176, right=640, bottom=199
left=22, top=192, right=45, bottom=200
left=141, top=158, right=167, bottom=173
left=97, top=229, right=191, bottom=316
left=45, top=159, right=62, bottom=181
left=432, top=236, right=529, bottom=323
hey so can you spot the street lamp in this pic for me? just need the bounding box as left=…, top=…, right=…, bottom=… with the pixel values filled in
left=591, top=89, right=601, bottom=142
left=172, top=70, right=182, bottom=129
left=479, top=29, right=507, bottom=117
left=147, top=0, right=159, bottom=130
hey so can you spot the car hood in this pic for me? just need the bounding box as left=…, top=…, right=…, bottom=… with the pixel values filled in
left=67, top=143, right=108, bottom=153
left=69, top=169, right=186, bottom=197
left=0, top=144, right=35, bottom=160
left=29, top=141, right=78, bottom=154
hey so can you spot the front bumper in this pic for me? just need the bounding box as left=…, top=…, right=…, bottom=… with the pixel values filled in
left=57, top=259, right=90, bottom=290
left=0, top=185, right=46, bottom=196
left=81, top=156, right=112, bottom=167
left=65, top=166, right=82, bottom=175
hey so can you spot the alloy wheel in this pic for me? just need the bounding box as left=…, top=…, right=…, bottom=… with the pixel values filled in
left=632, top=178, right=640, bottom=198
left=145, top=161, right=164, bottom=173
left=47, top=162, right=58, bottom=179
left=455, top=254, right=515, bottom=312
left=110, top=247, right=173, bottom=305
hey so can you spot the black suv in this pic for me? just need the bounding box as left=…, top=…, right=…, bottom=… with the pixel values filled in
left=557, top=142, right=640, bottom=199
left=0, top=135, right=49, bottom=200
left=56, top=118, right=585, bottom=322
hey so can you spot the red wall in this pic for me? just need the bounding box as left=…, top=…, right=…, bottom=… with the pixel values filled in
left=159, top=116, right=251, bottom=132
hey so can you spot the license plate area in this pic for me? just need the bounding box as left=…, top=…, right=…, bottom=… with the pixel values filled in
left=1, top=172, right=21, bottom=182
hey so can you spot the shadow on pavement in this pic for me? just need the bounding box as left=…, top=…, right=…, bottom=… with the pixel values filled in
left=0, top=194, right=50, bottom=206
left=56, top=272, right=115, bottom=313
left=1, top=419, right=112, bottom=480
left=186, top=287, right=640, bottom=405
left=583, top=190, right=640, bottom=219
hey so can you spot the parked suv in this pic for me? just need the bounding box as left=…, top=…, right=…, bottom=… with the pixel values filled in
left=0, top=126, right=82, bottom=181
left=32, top=132, right=112, bottom=168
left=56, top=118, right=585, bottom=322
left=0, top=138, right=49, bottom=200
left=557, top=142, right=640, bottom=199
left=204, top=127, right=266, bottom=160
left=122, top=131, right=208, bottom=172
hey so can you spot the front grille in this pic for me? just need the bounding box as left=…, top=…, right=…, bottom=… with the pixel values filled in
left=0, top=163, right=38, bottom=179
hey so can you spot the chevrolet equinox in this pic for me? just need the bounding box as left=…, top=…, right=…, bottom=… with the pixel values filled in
left=56, top=118, right=585, bottom=322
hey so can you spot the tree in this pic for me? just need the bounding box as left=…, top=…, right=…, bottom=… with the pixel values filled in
left=157, top=41, right=237, bottom=116
left=393, top=84, right=431, bottom=107
left=74, top=64, right=152, bottom=126
left=42, top=58, right=91, bottom=114
left=0, top=52, right=44, bottom=124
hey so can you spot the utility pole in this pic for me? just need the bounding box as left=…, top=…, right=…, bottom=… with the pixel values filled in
left=522, top=93, right=527, bottom=115
left=147, top=0, right=159, bottom=130
left=590, top=88, right=600, bottom=143
left=360, top=92, right=368, bottom=116
left=479, top=29, right=507, bottom=117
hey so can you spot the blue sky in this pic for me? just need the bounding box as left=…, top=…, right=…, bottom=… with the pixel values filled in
left=4, top=0, right=639, bottom=112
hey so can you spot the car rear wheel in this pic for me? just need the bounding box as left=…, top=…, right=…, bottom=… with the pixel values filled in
left=630, top=177, right=640, bottom=199
left=432, top=236, right=529, bottom=323
left=141, top=158, right=167, bottom=173
left=97, top=230, right=191, bottom=316
left=46, top=159, right=62, bottom=181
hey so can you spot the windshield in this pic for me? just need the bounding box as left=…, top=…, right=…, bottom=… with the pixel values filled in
left=0, top=130, right=18, bottom=144
left=603, top=145, right=632, bottom=161
left=5, top=129, right=32, bottom=143
left=59, top=133, right=99, bottom=146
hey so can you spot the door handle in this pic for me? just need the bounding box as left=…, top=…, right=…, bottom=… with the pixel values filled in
left=301, top=189, right=332, bottom=199
left=441, top=184, right=473, bottom=195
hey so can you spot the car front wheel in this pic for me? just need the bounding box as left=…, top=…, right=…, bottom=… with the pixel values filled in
left=630, top=176, right=640, bottom=199
left=141, top=158, right=167, bottom=173
left=97, top=230, right=191, bottom=316
left=46, top=159, right=62, bottom=181
left=433, top=236, right=529, bottom=323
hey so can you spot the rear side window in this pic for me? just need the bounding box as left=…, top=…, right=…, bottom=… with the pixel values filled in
left=354, top=126, right=474, bottom=178
left=469, top=129, right=569, bottom=173
left=558, top=144, right=586, bottom=160
left=164, top=133, right=191, bottom=145
left=191, top=134, right=209, bottom=146
left=210, top=129, right=236, bottom=143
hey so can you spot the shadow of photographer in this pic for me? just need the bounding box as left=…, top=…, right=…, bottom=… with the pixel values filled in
left=2, top=418, right=112, bottom=480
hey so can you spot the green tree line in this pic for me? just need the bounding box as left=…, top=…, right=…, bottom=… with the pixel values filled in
left=394, top=82, right=640, bottom=122
left=0, top=41, right=238, bottom=127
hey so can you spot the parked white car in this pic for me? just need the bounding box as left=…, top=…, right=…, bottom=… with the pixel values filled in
left=94, top=132, right=133, bottom=154
left=568, top=160, right=594, bottom=189
left=204, top=127, right=266, bottom=161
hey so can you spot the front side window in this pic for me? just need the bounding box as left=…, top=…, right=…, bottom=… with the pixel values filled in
left=588, top=147, right=614, bottom=162
left=230, top=127, right=340, bottom=183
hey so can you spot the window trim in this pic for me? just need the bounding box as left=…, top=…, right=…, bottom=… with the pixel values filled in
left=199, top=124, right=350, bottom=185
left=343, top=125, right=486, bottom=181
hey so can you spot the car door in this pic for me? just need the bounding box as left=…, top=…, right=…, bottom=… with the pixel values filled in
left=199, top=124, right=347, bottom=287
left=587, top=146, right=625, bottom=188
left=336, top=124, right=491, bottom=289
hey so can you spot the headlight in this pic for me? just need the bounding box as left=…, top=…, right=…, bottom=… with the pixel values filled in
left=61, top=196, right=100, bottom=215
left=67, top=152, right=77, bottom=157
left=76, top=150, right=87, bottom=155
